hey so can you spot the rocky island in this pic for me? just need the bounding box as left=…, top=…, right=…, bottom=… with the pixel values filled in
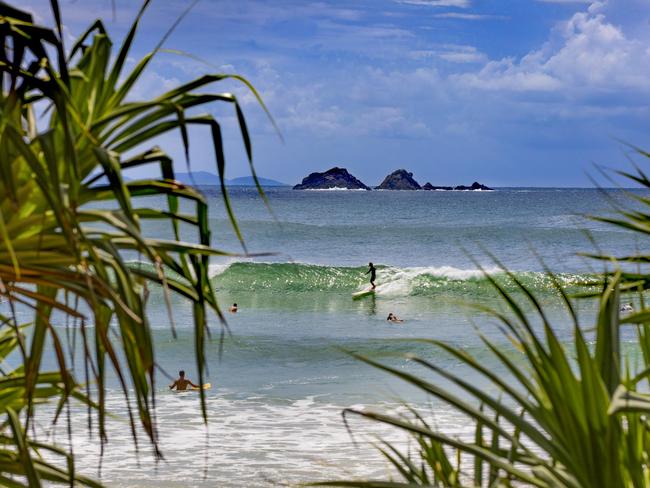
left=423, top=181, right=493, bottom=191
left=293, top=167, right=370, bottom=190
left=376, top=169, right=421, bottom=190
left=293, top=167, right=493, bottom=191
left=453, top=182, right=493, bottom=191
left=422, top=183, right=453, bottom=191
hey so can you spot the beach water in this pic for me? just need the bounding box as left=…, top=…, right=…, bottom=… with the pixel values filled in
left=30, top=187, right=649, bottom=486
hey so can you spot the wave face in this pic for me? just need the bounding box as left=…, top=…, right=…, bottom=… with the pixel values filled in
left=210, top=262, right=591, bottom=297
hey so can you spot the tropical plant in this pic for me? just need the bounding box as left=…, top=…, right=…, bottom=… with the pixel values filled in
left=0, top=321, right=101, bottom=486
left=319, top=166, right=650, bottom=488
left=0, top=0, right=267, bottom=484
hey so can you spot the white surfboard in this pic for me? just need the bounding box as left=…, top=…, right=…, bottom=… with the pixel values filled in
left=352, top=287, right=375, bottom=300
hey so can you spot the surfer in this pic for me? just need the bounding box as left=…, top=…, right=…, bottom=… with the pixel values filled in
left=230, top=303, right=238, bottom=313
left=387, top=313, right=404, bottom=323
left=169, top=370, right=200, bottom=391
left=366, top=262, right=377, bottom=289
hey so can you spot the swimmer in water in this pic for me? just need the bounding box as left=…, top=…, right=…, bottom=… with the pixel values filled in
left=169, top=370, right=199, bottom=391
left=229, top=303, right=238, bottom=313
left=387, top=313, right=404, bottom=323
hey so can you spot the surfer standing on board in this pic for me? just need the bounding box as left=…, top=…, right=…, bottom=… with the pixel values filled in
left=169, top=370, right=199, bottom=391
left=366, top=262, right=377, bottom=289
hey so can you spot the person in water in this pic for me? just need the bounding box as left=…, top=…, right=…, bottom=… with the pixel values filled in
left=387, top=313, right=404, bottom=323
left=169, top=370, right=200, bottom=391
left=230, top=303, right=238, bottom=313
left=366, top=262, right=377, bottom=289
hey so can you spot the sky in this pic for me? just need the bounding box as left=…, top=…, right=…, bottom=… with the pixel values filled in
left=22, top=0, right=650, bottom=186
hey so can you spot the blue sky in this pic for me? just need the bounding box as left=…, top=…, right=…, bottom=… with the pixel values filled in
left=25, top=0, right=650, bottom=186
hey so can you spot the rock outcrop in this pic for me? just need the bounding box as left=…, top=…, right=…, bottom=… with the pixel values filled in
left=454, top=182, right=493, bottom=191
left=293, top=169, right=493, bottom=191
left=423, top=183, right=453, bottom=191
left=376, top=169, right=421, bottom=190
left=422, top=181, right=493, bottom=191
left=293, top=167, right=370, bottom=190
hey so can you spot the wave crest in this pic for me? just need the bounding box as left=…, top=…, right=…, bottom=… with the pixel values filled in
left=208, top=262, right=589, bottom=297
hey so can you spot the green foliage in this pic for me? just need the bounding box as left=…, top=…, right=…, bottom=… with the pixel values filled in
left=320, top=166, right=650, bottom=487
left=0, top=322, right=101, bottom=486
left=0, top=1, right=266, bottom=485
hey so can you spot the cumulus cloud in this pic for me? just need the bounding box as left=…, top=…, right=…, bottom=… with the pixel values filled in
left=456, top=2, right=650, bottom=94
left=232, top=61, right=445, bottom=139
left=233, top=0, right=650, bottom=142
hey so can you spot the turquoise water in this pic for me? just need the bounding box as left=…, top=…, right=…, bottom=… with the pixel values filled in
left=29, top=188, right=650, bottom=486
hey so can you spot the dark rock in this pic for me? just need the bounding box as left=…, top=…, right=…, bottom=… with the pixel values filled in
left=454, top=181, right=493, bottom=191
left=423, top=182, right=453, bottom=191
left=293, top=167, right=370, bottom=190
left=376, top=169, right=421, bottom=190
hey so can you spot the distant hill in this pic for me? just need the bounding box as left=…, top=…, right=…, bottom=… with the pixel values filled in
left=174, top=171, right=220, bottom=185
left=228, top=176, right=288, bottom=187
left=173, top=172, right=288, bottom=187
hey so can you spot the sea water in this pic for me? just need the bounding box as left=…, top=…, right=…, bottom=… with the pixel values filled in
left=28, top=187, right=650, bottom=486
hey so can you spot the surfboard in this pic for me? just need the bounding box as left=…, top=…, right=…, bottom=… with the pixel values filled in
left=352, top=288, right=375, bottom=300
left=174, top=383, right=211, bottom=392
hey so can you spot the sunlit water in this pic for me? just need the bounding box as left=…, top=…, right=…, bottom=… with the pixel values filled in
left=19, top=187, right=650, bottom=486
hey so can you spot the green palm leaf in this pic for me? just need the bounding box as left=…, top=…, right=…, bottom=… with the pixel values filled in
left=0, top=1, right=271, bottom=484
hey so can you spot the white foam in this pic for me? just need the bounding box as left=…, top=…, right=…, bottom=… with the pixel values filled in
left=375, top=265, right=501, bottom=297
left=208, top=262, right=232, bottom=278
left=419, top=265, right=501, bottom=280
left=41, top=393, right=473, bottom=487
left=207, top=256, right=256, bottom=278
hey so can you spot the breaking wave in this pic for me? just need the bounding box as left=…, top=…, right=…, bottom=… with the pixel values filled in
left=207, top=262, right=593, bottom=297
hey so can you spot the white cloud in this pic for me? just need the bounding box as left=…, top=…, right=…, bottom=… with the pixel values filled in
left=458, top=59, right=563, bottom=91
left=395, top=0, right=471, bottom=7
left=438, top=51, right=486, bottom=63
left=196, top=1, right=364, bottom=24
left=456, top=3, right=650, bottom=93
left=235, top=62, right=444, bottom=139
left=128, top=71, right=182, bottom=101
left=432, top=12, right=507, bottom=20
left=409, top=45, right=487, bottom=63
left=438, top=45, right=487, bottom=63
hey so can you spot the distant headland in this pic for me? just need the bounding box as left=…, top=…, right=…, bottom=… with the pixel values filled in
left=174, top=171, right=289, bottom=187
left=293, top=167, right=493, bottom=191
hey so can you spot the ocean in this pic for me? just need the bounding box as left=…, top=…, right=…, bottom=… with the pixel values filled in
left=27, top=187, right=649, bottom=486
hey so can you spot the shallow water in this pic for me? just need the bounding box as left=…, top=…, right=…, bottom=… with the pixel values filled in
left=24, top=187, right=650, bottom=486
